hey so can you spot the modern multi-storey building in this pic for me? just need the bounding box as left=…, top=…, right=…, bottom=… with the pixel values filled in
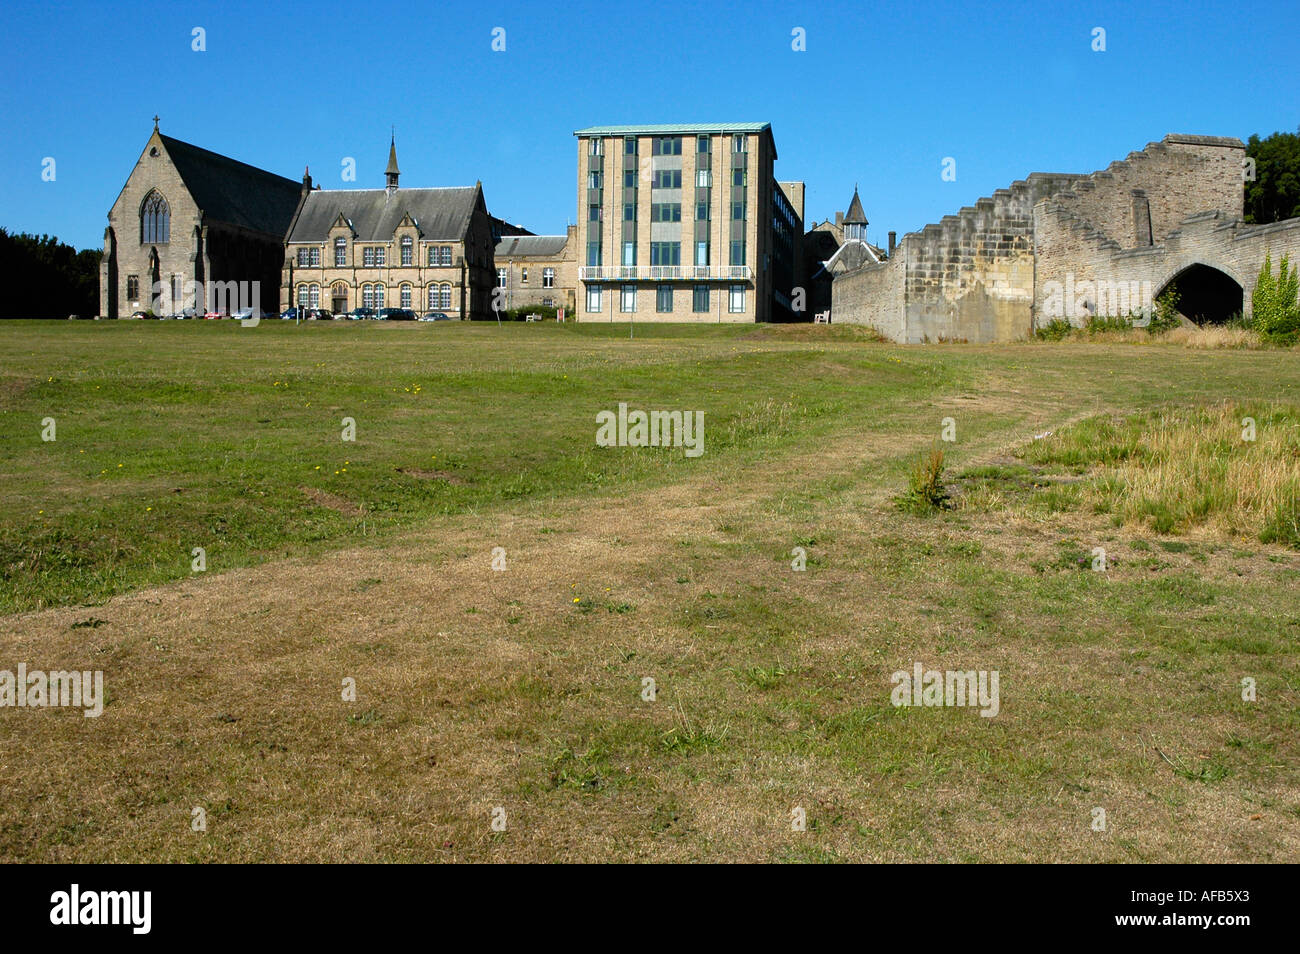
left=281, top=140, right=497, bottom=319
left=573, top=123, right=803, bottom=322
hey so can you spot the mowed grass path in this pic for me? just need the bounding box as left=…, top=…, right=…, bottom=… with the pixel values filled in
left=1, top=320, right=1298, bottom=861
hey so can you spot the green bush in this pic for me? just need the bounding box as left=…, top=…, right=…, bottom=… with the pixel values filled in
left=477, top=304, right=566, bottom=322
left=1034, top=318, right=1073, bottom=341
left=1147, top=288, right=1182, bottom=335
left=1250, top=253, right=1300, bottom=345
left=1084, top=314, right=1132, bottom=335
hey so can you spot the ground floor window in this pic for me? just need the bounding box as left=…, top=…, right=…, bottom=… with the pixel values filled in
left=126, top=275, right=139, bottom=300
left=693, top=285, right=709, bottom=313
left=431, top=283, right=452, bottom=309
left=586, top=285, right=602, bottom=313
left=361, top=283, right=385, bottom=309
left=620, top=284, right=636, bottom=313
left=728, top=283, right=745, bottom=313
left=400, top=284, right=412, bottom=308
left=656, top=285, right=673, bottom=313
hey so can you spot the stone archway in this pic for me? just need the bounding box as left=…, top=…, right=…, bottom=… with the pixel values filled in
left=1156, top=262, right=1243, bottom=324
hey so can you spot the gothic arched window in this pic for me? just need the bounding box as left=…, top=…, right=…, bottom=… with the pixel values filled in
left=141, top=191, right=170, bottom=244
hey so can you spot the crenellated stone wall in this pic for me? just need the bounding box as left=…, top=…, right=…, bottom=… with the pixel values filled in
left=832, top=133, right=1300, bottom=341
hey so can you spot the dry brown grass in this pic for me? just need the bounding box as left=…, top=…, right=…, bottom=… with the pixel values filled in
left=1057, top=324, right=1271, bottom=349
left=1164, top=326, right=1263, bottom=349
left=3, top=341, right=1298, bottom=863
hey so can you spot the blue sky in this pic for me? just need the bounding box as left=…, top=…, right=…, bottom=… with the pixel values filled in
left=2, top=0, right=1296, bottom=251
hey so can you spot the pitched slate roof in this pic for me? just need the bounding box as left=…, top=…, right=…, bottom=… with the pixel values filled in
left=288, top=187, right=479, bottom=242
left=495, top=235, right=568, bottom=258
left=158, top=134, right=302, bottom=237
left=844, top=188, right=868, bottom=225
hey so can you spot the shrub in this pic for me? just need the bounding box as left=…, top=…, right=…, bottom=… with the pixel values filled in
left=478, top=304, right=566, bottom=322
left=1034, top=318, right=1073, bottom=341
left=1250, top=253, right=1300, bottom=345
left=1147, top=287, right=1182, bottom=335
left=1084, top=314, right=1132, bottom=335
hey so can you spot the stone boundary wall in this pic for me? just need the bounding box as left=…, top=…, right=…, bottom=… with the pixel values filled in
left=832, top=133, right=1273, bottom=342
left=831, top=252, right=904, bottom=338
left=1035, top=205, right=1300, bottom=322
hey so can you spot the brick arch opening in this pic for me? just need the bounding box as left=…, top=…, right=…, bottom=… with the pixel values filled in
left=1157, top=263, right=1242, bottom=325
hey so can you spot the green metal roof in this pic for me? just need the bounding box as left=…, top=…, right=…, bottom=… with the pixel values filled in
left=573, top=122, right=771, bottom=136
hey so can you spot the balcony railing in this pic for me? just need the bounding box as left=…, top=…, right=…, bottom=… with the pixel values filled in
left=579, top=265, right=752, bottom=282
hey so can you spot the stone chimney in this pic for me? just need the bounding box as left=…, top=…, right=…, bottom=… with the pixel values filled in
left=301, top=166, right=313, bottom=196
left=835, top=211, right=843, bottom=229
left=888, top=231, right=896, bottom=254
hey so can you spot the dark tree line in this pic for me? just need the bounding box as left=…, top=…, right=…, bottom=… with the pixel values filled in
left=1245, top=128, right=1300, bottom=225
left=0, top=228, right=102, bottom=318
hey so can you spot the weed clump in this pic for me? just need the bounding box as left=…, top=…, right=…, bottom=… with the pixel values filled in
left=899, top=446, right=950, bottom=514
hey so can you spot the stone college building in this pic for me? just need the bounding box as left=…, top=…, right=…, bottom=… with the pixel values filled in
left=282, top=139, right=497, bottom=320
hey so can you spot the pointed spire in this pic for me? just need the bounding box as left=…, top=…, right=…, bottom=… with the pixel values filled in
left=385, top=133, right=400, bottom=193
left=844, top=186, right=868, bottom=226
left=386, top=135, right=400, bottom=176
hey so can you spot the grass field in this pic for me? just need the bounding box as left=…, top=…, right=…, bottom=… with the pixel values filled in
left=1, top=319, right=1298, bottom=862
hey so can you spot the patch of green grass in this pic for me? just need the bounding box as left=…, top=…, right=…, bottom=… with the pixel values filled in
left=0, top=321, right=958, bottom=613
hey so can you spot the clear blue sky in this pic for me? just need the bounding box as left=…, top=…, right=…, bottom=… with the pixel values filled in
left=2, top=0, right=1296, bottom=252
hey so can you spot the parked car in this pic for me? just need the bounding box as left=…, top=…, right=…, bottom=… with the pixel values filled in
left=129, top=310, right=147, bottom=320
left=379, top=307, right=417, bottom=321
left=419, top=312, right=453, bottom=321
left=307, top=309, right=335, bottom=321
left=232, top=307, right=276, bottom=323
left=280, top=308, right=299, bottom=321
left=349, top=307, right=377, bottom=321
